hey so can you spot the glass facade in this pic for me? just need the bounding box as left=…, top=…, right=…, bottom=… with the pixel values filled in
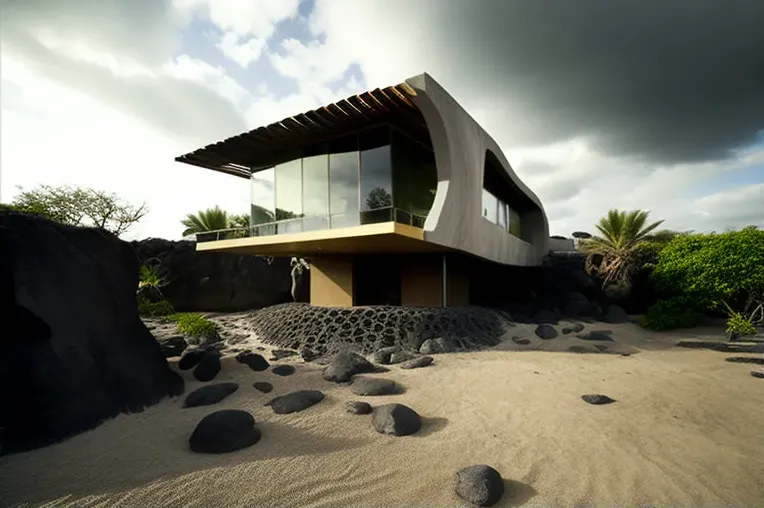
left=244, top=124, right=438, bottom=237
left=329, top=135, right=360, bottom=229
left=392, top=129, right=437, bottom=227
left=359, top=127, right=393, bottom=224
left=302, top=146, right=330, bottom=232
left=482, top=188, right=522, bottom=239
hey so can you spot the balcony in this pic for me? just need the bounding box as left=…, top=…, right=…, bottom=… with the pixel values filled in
left=195, top=206, right=428, bottom=243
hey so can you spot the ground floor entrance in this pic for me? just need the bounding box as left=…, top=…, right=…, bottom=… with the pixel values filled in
left=309, top=253, right=470, bottom=307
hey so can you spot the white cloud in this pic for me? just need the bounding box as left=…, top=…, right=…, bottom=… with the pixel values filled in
left=173, top=0, right=301, bottom=39
left=215, top=31, right=266, bottom=68
left=1, top=61, right=249, bottom=241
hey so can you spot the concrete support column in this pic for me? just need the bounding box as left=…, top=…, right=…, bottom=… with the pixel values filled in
left=309, top=256, right=354, bottom=307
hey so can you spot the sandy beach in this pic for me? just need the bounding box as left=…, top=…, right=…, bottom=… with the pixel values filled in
left=2, top=323, right=763, bottom=508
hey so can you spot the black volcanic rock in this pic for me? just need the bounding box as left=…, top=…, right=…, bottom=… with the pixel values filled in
left=534, top=324, right=558, bottom=340
left=581, top=394, right=617, bottom=405
left=236, top=352, right=270, bottom=372
left=400, top=356, right=434, bottom=369
left=193, top=352, right=221, bottom=382
left=350, top=377, right=399, bottom=396
left=455, top=464, right=505, bottom=507
left=253, top=382, right=274, bottom=393
left=184, top=383, right=238, bottom=408
left=323, top=351, right=375, bottom=383
left=266, top=390, right=325, bottom=414
left=0, top=213, right=183, bottom=454
left=345, top=401, right=373, bottom=415
left=272, top=365, right=296, bottom=376
left=189, top=410, right=260, bottom=453
left=131, top=237, right=296, bottom=312
left=372, top=404, right=421, bottom=436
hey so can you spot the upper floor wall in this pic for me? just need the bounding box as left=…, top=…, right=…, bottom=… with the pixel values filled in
left=407, top=73, right=550, bottom=266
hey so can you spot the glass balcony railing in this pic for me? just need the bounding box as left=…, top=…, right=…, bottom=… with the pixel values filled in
left=195, top=206, right=428, bottom=243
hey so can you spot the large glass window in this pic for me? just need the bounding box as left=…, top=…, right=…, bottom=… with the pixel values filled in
left=329, top=135, right=360, bottom=228
left=482, top=189, right=498, bottom=223
left=508, top=206, right=521, bottom=237
left=302, top=144, right=330, bottom=232
left=359, top=126, right=393, bottom=224
left=497, top=200, right=508, bottom=230
left=392, top=129, right=437, bottom=226
left=275, top=159, right=303, bottom=234
left=250, top=168, right=275, bottom=230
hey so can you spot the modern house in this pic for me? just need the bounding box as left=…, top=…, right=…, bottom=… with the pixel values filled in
left=175, top=73, right=550, bottom=308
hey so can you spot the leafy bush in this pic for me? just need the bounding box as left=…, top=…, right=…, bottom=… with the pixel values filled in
left=168, top=313, right=218, bottom=338
left=642, top=296, right=704, bottom=331
left=138, top=264, right=162, bottom=288
left=651, top=228, right=764, bottom=308
left=725, top=310, right=757, bottom=336
left=137, top=297, right=175, bottom=317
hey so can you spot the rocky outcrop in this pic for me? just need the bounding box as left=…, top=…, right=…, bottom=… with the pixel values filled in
left=0, top=213, right=183, bottom=454
left=131, top=238, right=299, bottom=312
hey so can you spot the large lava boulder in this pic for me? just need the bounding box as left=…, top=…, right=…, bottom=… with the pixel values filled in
left=323, top=351, right=375, bottom=383
left=189, top=409, right=261, bottom=453
left=131, top=238, right=298, bottom=312
left=372, top=403, right=422, bottom=436
left=0, top=213, right=183, bottom=454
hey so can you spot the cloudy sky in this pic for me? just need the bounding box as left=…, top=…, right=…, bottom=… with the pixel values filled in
left=2, top=0, right=763, bottom=240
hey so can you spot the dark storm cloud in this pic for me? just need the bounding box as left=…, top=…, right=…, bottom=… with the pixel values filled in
left=422, top=0, right=764, bottom=164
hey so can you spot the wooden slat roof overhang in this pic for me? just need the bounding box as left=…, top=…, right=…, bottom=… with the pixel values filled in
left=175, top=82, right=428, bottom=179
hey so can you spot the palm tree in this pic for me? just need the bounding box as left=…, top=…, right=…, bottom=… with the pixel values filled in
left=181, top=206, right=230, bottom=236
left=580, top=209, right=664, bottom=289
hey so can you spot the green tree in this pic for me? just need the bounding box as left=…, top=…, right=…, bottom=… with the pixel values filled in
left=11, top=184, right=148, bottom=236
left=580, top=209, right=664, bottom=289
left=181, top=206, right=230, bottom=236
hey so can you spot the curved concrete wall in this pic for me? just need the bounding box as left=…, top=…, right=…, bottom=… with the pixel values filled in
left=405, top=73, right=550, bottom=267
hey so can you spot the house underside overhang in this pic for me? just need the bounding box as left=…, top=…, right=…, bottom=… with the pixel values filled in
left=195, top=222, right=450, bottom=257
left=175, top=82, right=428, bottom=177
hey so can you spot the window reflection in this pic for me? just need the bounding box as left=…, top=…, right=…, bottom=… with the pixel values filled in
left=275, top=159, right=303, bottom=234
left=360, top=127, right=393, bottom=224
left=329, top=135, right=360, bottom=228
left=251, top=168, right=275, bottom=227
left=302, top=146, right=330, bottom=232
left=482, top=189, right=498, bottom=223
left=392, top=128, right=437, bottom=222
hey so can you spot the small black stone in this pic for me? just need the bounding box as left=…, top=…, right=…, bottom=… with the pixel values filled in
left=345, top=401, right=373, bottom=415
left=511, top=337, right=531, bottom=345
left=183, top=383, right=238, bottom=408
left=323, top=351, right=375, bottom=382
left=562, top=323, right=586, bottom=335
left=534, top=324, right=558, bottom=340
left=236, top=352, right=270, bottom=372
left=581, top=394, right=617, bottom=405
left=272, top=364, right=296, bottom=376
left=400, top=356, right=434, bottom=369
left=253, top=382, right=273, bottom=393
left=266, top=390, right=325, bottom=414
left=751, top=370, right=764, bottom=379
left=577, top=330, right=614, bottom=342
left=350, top=377, right=398, bottom=396
left=726, top=356, right=764, bottom=365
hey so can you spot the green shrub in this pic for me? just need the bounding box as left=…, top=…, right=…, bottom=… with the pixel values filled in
left=168, top=312, right=218, bottom=338
left=651, top=228, right=764, bottom=308
left=725, top=310, right=757, bottom=336
left=138, top=264, right=162, bottom=288
left=138, top=297, right=175, bottom=317
left=642, top=296, right=704, bottom=331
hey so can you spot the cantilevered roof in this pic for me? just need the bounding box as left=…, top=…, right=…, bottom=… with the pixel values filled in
left=175, top=82, right=428, bottom=179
